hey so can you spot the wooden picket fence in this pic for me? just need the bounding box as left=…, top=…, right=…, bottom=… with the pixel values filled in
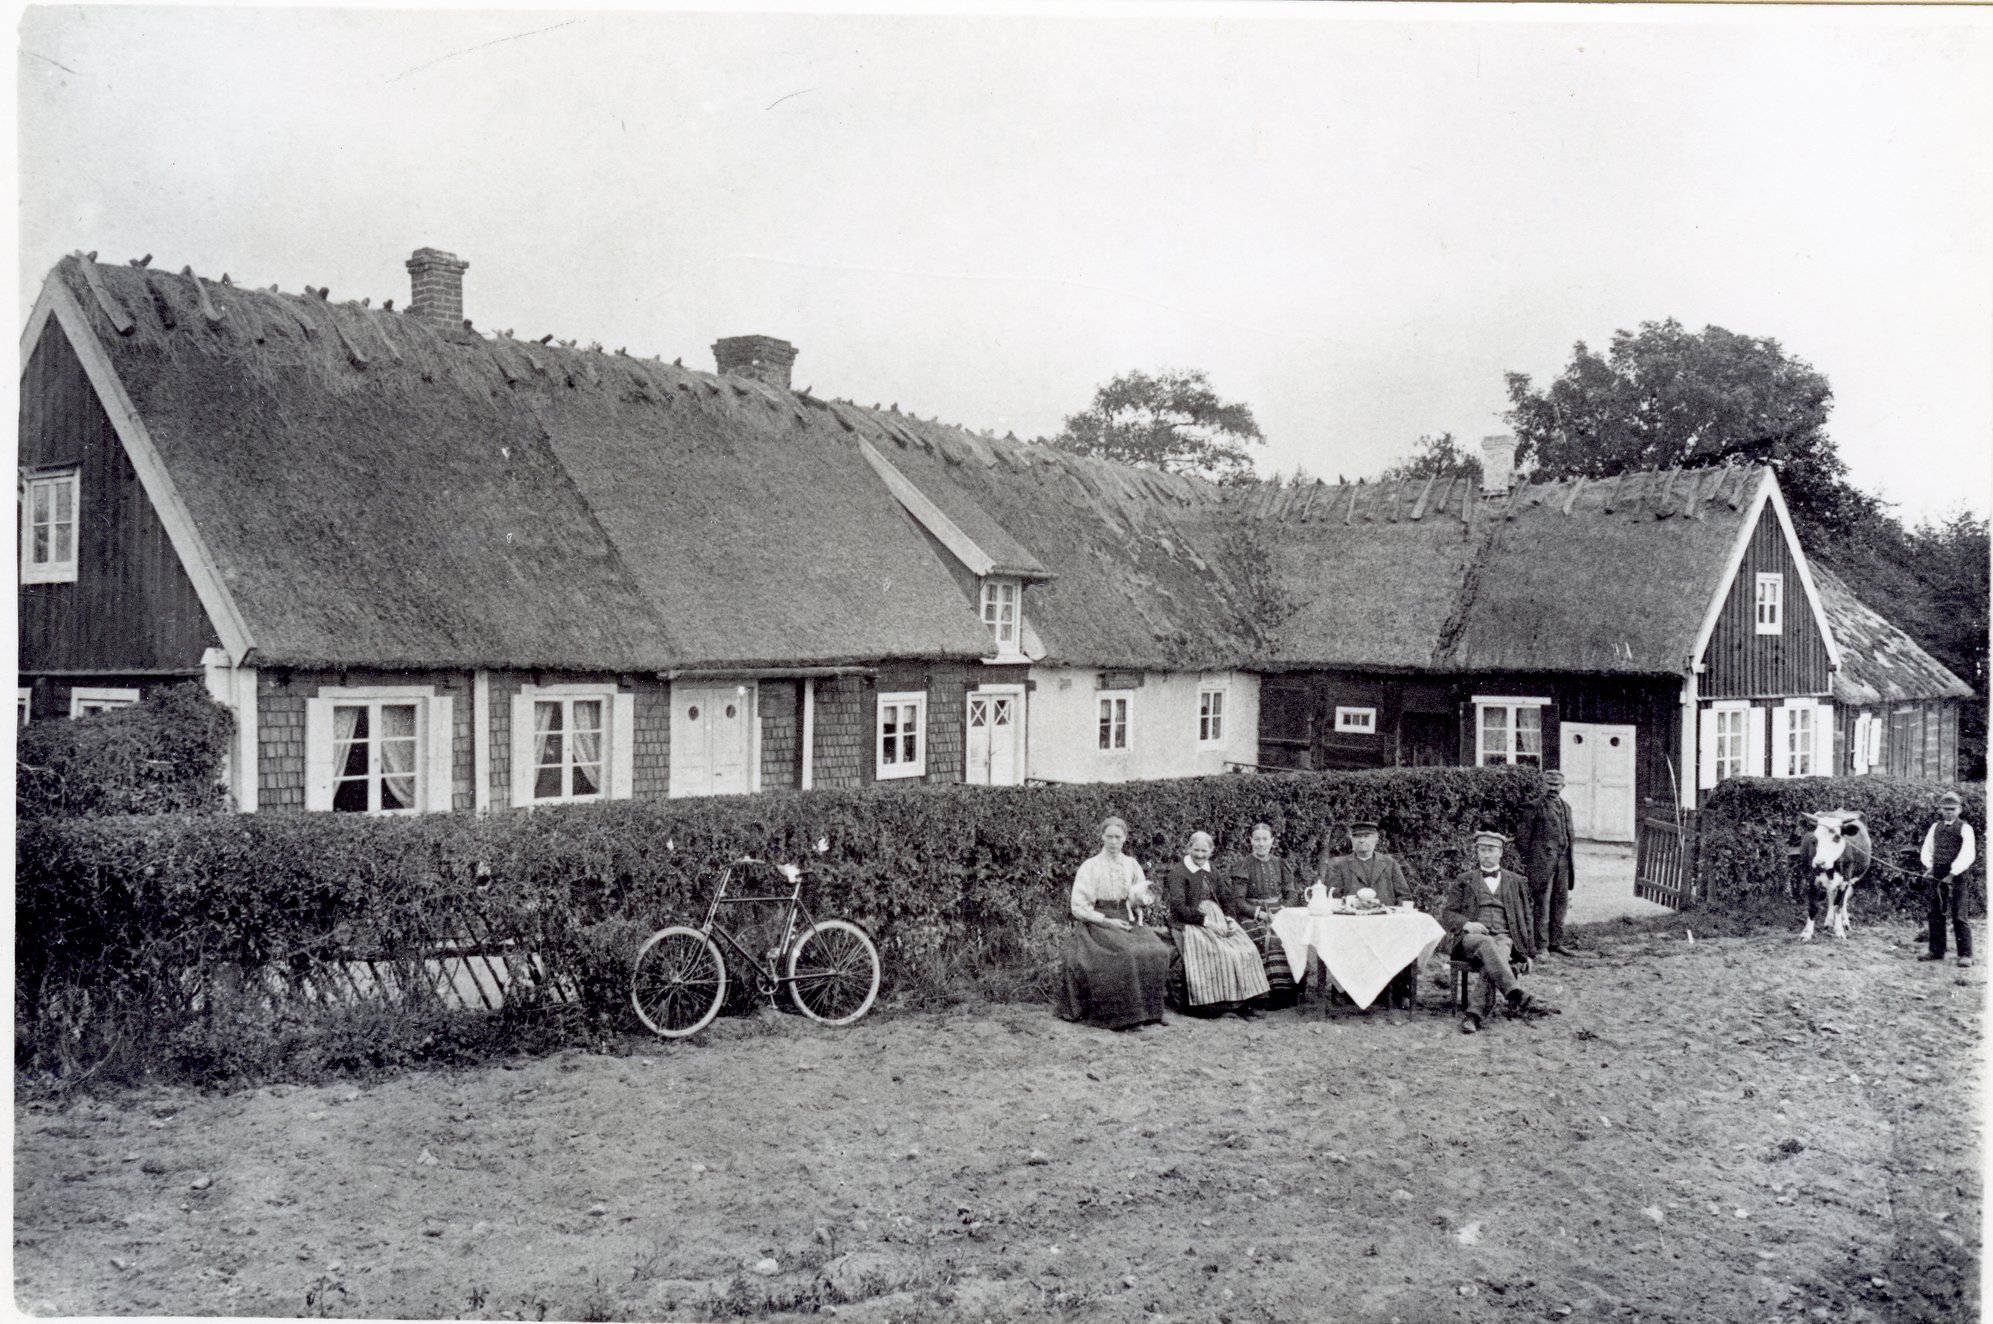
left=1635, top=810, right=1699, bottom=909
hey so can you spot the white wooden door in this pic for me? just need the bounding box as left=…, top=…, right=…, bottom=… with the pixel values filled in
left=966, top=689, right=1024, bottom=786
left=669, top=683, right=756, bottom=797
left=1560, top=722, right=1636, bottom=843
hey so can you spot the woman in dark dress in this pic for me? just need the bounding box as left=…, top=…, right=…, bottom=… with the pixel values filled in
left=1221, top=822, right=1303, bottom=1008
left=1055, top=817, right=1173, bottom=1031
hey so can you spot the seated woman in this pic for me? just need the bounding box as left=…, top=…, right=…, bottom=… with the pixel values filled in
left=1221, top=822, right=1302, bottom=1008
left=1055, top=816, right=1173, bottom=1031
left=1165, top=831, right=1272, bottom=1018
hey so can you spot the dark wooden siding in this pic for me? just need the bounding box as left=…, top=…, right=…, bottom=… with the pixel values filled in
left=1701, top=505, right=1832, bottom=699
left=1456, top=673, right=1683, bottom=813
left=1840, top=698, right=1961, bottom=783
left=17, top=319, right=219, bottom=674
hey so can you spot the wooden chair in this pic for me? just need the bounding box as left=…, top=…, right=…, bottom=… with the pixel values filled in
left=1448, top=952, right=1530, bottom=1032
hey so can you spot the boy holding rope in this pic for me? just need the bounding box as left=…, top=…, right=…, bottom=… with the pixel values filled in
left=1919, top=790, right=1977, bottom=967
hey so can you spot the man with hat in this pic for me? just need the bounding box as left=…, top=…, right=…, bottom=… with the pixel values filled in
left=1517, top=769, right=1578, bottom=956
left=1319, top=820, right=1419, bottom=1008
left=1437, top=828, right=1558, bottom=1018
left=1919, top=789, right=1977, bottom=967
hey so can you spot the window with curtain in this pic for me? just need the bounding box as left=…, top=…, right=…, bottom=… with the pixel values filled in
left=1476, top=699, right=1545, bottom=766
left=981, top=578, right=1021, bottom=655
left=1098, top=694, right=1131, bottom=751
left=532, top=697, right=605, bottom=801
left=332, top=701, right=421, bottom=813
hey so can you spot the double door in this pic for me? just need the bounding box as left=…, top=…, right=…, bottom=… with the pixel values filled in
left=966, top=688, right=1024, bottom=786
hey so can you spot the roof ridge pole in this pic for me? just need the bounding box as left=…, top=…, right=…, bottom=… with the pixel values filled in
left=181, top=267, right=224, bottom=325
left=1559, top=476, right=1585, bottom=515
left=1654, top=467, right=1679, bottom=519
left=74, top=252, right=136, bottom=335
left=1344, top=484, right=1359, bottom=526
left=1386, top=478, right=1402, bottom=522
left=1684, top=467, right=1710, bottom=519
left=1726, top=466, right=1749, bottom=509
left=1409, top=473, right=1437, bottom=521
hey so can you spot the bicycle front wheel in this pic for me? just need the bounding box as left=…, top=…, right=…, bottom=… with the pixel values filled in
left=631, top=926, right=726, bottom=1038
left=786, top=919, right=881, bottom=1026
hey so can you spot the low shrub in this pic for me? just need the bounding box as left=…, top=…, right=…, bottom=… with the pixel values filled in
left=15, top=764, right=1542, bottom=1085
left=16, top=683, right=233, bottom=818
left=1695, top=775, right=1984, bottom=923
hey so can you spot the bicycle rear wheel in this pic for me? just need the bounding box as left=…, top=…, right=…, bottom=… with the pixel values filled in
left=786, top=919, right=881, bottom=1026
left=631, top=926, right=726, bottom=1038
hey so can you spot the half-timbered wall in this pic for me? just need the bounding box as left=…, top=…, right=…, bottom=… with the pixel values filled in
left=17, top=319, right=219, bottom=676
left=1700, top=504, right=1832, bottom=699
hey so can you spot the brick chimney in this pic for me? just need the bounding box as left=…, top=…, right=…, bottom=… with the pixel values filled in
left=712, top=335, right=798, bottom=391
left=404, top=248, right=469, bottom=328
left=1479, top=434, right=1518, bottom=497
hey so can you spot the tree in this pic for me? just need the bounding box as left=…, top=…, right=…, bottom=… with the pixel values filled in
left=1049, top=369, right=1266, bottom=485
left=1376, top=432, right=1481, bottom=484
left=1504, top=318, right=1859, bottom=533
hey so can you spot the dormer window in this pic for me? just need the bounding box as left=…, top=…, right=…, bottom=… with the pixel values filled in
left=981, top=577, right=1022, bottom=658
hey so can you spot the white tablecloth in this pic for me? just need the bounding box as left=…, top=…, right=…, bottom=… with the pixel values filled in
left=1269, top=907, right=1445, bottom=1010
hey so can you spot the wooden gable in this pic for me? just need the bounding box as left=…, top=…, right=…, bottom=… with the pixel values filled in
left=1697, top=486, right=1835, bottom=700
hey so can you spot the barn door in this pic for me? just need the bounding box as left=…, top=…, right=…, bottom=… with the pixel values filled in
left=966, top=688, right=1023, bottom=786
left=669, top=682, right=757, bottom=797
left=1561, top=723, right=1637, bottom=843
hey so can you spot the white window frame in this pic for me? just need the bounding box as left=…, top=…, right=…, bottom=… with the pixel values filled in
left=18, top=686, right=32, bottom=728
left=1770, top=697, right=1827, bottom=779
left=20, top=469, right=80, bottom=585
left=1197, top=686, right=1226, bottom=746
left=511, top=682, right=636, bottom=808
left=1472, top=695, right=1549, bottom=767
left=1098, top=691, right=1132, bottom=753
left=1335, top=706, right=1378, bottom=734
left=877, top=690, right=927, bottom=780
left=70, top=686, right=141, bottom=718
left=1755, top=573, right=1784, bottom=635
left=305, top=684, right=454, bottom=815
left=1711, top=701, right=1749, bottom=783
left=980, top=577, right=1023, bottom=660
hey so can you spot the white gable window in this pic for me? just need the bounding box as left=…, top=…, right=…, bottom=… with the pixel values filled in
left=1770, top=698, right=1829, bottom=779
left=1098, top=693, right=1131, bottom=752
left=305, top=685, right=455, bottom=814
left=1474, top=696, right=1547, bottom=767
left=1335, top=706, right=1377, bottom=734
left=1699, top=700, right=1766, bottom=788
left=878, top=691, right=927, bottom=780
left=1198, top=686, right=1225, bottom=745
left=70, top=686, right=140, bottom=718
left=20, top=469, right=80, bottom=584
left=980, top=578, right=1022, bottom=658
left=1755, top=573, right=1784, bottom=635
left=511, top=683, right=635, bottom=807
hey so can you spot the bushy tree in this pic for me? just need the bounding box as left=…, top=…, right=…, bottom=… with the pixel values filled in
left=1377, top=432, right=1481, bottom=483
left=1049, top=369, right=1265, bottom=485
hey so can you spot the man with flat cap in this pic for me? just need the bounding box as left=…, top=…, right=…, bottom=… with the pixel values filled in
left=1437, top=828, right=1558, bottom=1018
left=1319, top=820, right=1419, bottom=1008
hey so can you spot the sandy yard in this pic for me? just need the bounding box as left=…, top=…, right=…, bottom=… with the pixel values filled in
left=13, top=919, right=1982, bottom=1323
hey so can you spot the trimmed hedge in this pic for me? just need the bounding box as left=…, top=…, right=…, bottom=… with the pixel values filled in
left=15, top=765, right=1542, bottom=1084
left=17, top=683, right=233, bottom=819
left=1695, top=775, right=1985, bottom=923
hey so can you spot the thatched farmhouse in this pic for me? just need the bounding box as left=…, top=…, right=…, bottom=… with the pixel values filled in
left=1813, top=565, right=1974, bottom=780
left=17, top=248, right=1970, bottom=828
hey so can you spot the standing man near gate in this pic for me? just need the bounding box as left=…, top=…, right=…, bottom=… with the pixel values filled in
left=1517, top=769, right=1577, bottom=957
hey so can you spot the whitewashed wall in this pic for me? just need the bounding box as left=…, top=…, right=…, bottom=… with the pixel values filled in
left=1025, top=667, right=1260, bottom=784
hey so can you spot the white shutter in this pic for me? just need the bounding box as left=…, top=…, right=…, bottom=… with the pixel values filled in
left=1770, top=705, right=1792, bottom=779
left=1746, top=706, right=1767, bottom=778
left=511, top=692, right=537, bottom=808
left=1867, top=713, right=1883, bottom=768
left=304, top=696, right=336, bottom=811
left=1697, top=708, right=1718, bottom=789
left=426, top=696, right=455, bottom=811
left=1812, top=701, right=1832, bottom=777
left=610, top=691, right=636, bottom=799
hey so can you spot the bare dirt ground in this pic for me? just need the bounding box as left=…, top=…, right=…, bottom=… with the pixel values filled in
left=14, top=919, right=1983, bottom=1323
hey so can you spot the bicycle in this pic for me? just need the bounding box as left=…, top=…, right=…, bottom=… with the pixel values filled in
left=629, top=845, right=882, bottom=1039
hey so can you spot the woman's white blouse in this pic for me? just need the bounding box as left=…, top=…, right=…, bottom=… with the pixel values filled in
left=1071, top=853, right=1148, bottom=922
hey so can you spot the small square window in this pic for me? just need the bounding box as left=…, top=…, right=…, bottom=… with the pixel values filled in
left=20, top=470, right=80, bottom=584
left=1198, top=688, right=1225, bottom=745
left=878, top=691, right=927, bottom=780
left=1335, top=706, right=1377, bottom=734
left=1098, top=693, right=1131, bottom=752
left=1755, top=573, right=1784, bottom=635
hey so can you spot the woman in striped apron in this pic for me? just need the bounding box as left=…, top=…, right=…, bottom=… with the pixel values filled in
left=1164, top=831, right=1271, bottom=1018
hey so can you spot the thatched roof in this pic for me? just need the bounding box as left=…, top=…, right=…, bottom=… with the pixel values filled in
left=48, top=256, right=992, bottom=671
left=1812, top=565, right=1973, bottom=705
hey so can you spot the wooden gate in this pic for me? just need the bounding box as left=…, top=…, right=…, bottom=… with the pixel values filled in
left=1635, top=811, right=1698, bottom=908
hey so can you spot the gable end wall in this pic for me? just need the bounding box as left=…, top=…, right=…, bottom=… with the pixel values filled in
left=1700, top=504, right=1832, bottom=700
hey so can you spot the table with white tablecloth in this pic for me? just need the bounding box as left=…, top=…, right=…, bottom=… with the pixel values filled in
left=1268, top=907, right=1445, bottom=1010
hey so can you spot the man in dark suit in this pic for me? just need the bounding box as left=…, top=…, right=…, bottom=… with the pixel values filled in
left=1438, top=830, right=1558, bottom=1018
left=1516, top=769, right=1577, bottom=956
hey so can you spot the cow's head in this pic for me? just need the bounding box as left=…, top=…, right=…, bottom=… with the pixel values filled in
left=1801, top=810, right=1867, bottom=874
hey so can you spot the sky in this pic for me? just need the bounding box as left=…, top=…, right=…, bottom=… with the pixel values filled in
left=14, top=3, right=1993, bottom=524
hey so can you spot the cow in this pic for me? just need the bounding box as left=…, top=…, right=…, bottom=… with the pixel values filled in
left=1799, top=810, right=1873, bottom=941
